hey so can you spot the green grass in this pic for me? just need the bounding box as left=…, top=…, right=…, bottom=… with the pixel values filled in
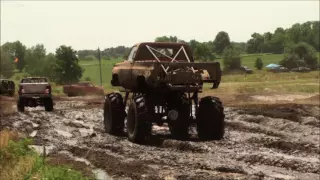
left=214, top=53, right=285, bottom=69
left=0, top=130, right=94, bottom=180
left=80, top=59, right=120, bottom=91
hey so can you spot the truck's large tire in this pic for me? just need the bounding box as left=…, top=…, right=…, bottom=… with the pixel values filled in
left=126, top=95, right=152, bottom=144
left=104, top=92, right=126, bottom=135
left=44, top=98, right=54, bottom=112
left=168, top=94, right=191, bottom=140
left=17, top=98, right=25, bottom=112
left=197, top=96, right=225, bottom=140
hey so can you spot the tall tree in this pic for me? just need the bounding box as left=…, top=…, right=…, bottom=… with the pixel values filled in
left=246, top=33, right=264, bottom=53
left=24, top=44, right=48, bottom=76
left=194, top=42, right=215, bottom=61
left=1, top=41, right=26, bottom=72
left=1, top=42, right=16, bottom=58
left=213, top=31, right=231, bottom=55
left=44, top=53, right=58, bottom=81
left=189, top=39, right=200, bottom=52
left=268, top=28, right=286, bottom=54
left=155, top=36, right=178, bottom=42
left=309, top=21, right=320, bottom=51
left=287, top=23, right=302, bottom=44
left=54, top=45, right=84, bottom=84
left=0, top=47, right=14, bottom=78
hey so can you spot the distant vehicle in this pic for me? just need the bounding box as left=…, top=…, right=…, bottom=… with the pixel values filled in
left=270, top=66, right=290, bottom=73
left=63, top=81, right=104, bottom=96
left=0, top=79, right=15, bottom=96
left=278, top=67, right=290, bottom=72
left=17, top=77, right=53, bottom=112
left=291, top=67, right=311, bottom=72
left=240, top=66, right=253, bottom=74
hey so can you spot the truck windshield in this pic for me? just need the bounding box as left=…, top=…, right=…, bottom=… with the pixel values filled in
left=21, top=78, right=47, bottom=83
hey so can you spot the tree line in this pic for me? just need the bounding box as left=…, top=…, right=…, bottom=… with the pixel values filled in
left=0, top=20, right=319, bottom=84
left=78, top=21, right=319, bottom=60
left=0, top=42, right=83, bottom=84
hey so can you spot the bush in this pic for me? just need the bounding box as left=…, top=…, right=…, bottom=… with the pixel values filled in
left=280, top=54, right=306, bottom=69
left=14, top=75, right=21, bottom=81
left=280, top=42, right=318, bottom=69
left=222, top=46, right=241, bottom=70
left=255, top=57, right=263, bottom=70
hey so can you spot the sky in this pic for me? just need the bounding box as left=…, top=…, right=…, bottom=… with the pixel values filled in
left=1, top=0, right=319, bottom=53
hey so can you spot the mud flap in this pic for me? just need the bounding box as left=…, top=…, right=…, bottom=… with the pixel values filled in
left=211, top=80, right=220, bottom=89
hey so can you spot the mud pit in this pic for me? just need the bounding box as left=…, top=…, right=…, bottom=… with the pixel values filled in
left=1, top=96, right=319, bottom=180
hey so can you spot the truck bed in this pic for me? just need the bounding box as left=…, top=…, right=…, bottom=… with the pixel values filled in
left=20, top=83, right=49, bottom=94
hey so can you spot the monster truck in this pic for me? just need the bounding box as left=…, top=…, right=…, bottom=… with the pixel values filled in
left=104, top=42, right=224, bottom=144
left=0, top=79, right=15, bottom=96
left=17, top=77, right=54, bottom=112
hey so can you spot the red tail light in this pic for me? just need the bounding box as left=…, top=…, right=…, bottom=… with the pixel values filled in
left=19, top=85, right=24, bottom=94
left=45, top=85, right=51, bottom=94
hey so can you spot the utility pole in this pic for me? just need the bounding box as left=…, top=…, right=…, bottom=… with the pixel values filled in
left=98, top=47, right=102, bottom=86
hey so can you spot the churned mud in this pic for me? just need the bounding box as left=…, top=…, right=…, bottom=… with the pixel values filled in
left=0, top=94, right=319, bottom=180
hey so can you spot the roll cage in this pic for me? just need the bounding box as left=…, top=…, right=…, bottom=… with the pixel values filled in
left=126, top=42, right=195, bottom=73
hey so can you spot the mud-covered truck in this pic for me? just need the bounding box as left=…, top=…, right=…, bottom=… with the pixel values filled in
left=104, top=42, right=224, bottom=144
left=17, top=77, right=54, bottom=112
left=63, top=81, right=104, bottom=97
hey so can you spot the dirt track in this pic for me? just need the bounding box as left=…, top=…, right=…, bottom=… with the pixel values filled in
left=1, top=95, right=319, bottom=180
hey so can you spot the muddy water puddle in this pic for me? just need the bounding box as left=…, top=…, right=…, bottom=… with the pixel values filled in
left=250, top=94, right=318, bottom=102
left=29, top=144, right=55, bottom=155
left=58, top=150, right=113, bottom=180
left=2, top=99, right=320, bottom=180
left=55, top=129, right=73, bottom=138
left=93, top=168, right=112, bottom=180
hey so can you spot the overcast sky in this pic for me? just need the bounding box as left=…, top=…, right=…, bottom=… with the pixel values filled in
left=1, top=1, right=319, bottom=53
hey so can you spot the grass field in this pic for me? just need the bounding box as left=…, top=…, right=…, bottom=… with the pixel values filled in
left=80, top=59, right=119, bottom=91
